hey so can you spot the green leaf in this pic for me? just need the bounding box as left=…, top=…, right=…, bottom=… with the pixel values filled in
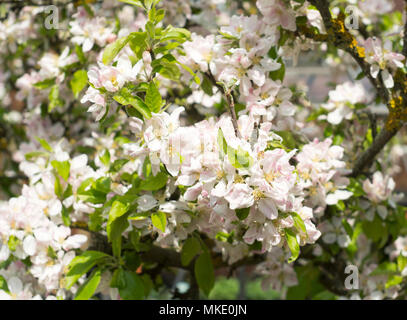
left=36, top=137, right=53, bottom=152
left=269, top=57, right=285, bottom=81
left=70, top=70, right=88, bottom=98
left=0, top=275, right=9, bottom=293
left=161, top=26, right=191, bottom=42
left=48, top=85, right=63, bottom=112
left=110, top=268, right=126, bottom=289
left=34, top=78, right=56, bottom=89
left=102, top=35, right=131, bottom=65
left=285, top=228, right=300, bottom=263
left=370, top=262, right=397, bottom=276
left=139, top=171, right=168, bottom=191
left=291, top=212, right=307, bottom=234
left=75, top=45, right=86, bottom=64
left=397, top=255, right=407, bottom=272
left=113, top=88, right=152, bottom=119
left=201, top=75, right=213, bottom=96
left=181, top=237, right=201, bottom=266
left=151, top=211, right=167, bottom=232
left=89, top=209, right=103, bottom=232
left=236, top=207, right=250, bottom=220
left=195, top=251, right=215, bottom=296
left=25, top=151, right=49, bottom=160
left=217, top=128, right=253, bottom=169
left=51, top=160, right=70, bottom=181
left=356, top=71, right=365, bottom=80
left=107, top=201, right=130, bottom=257
left=118, top=0, right=144, bottom=8
left=128, top=32, right=148, bottom=58
left=74, top=268, right=102, bottom=300
left=118, top=271, right=145, bottom=300
left=176, top=61, right=200, bottom=84
left=65, top=251, right=110, bottom=289
left=386, top=275, right=403, bottom=289
left=217, top=128, right=228, bottom=158
left=110, top=159, right=129, bottom=173
left=275, top=131, right=296, bottom=150
left=341, top=218, right=353, bottom=238
left=61, top=205, right=71, bottom=226
left=227, top=146, right=253, bottom=169
left=99, top=149, right=111, bottom=167
left=145, top=81, right=163, bottom=113
left=362, top=215, right=387, bottom=243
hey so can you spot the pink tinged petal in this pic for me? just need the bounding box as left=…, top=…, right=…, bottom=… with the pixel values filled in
left=243, top=225, right=258, bottom=244
left=258, top=198, right=278, bottom=220
left=225, top=183, right=254, bottom=210
left=184, top=183, right=203, bottom=201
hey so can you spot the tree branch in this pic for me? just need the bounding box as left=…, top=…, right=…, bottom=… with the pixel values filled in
left=350, top=124, right=400, bottom=177
left=307, top=0, right=389, bottom=102
left=206, top=71, right=242, bottom=139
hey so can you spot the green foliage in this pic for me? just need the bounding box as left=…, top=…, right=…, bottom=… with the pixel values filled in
left=139, top=171, right=168, bottom=191
left=74, top=268, right=102, bottom=300
left=217, top=128, right=254, bottom=169
left=195, top=251, right=215, bottom=296
left=285, top=228, right=300, bottom=263
left=113, top=87, right=152, bottom=119
left=70, top=70, right=88, bottom=98
left=181, top=237, right=201, bottom=266
left=65, top=251, right=110, bottom=289
left=151, top=211, right=167, bottom=232
left=107, top=200, right=130, bottom=257
left=145, top=81, right=163, bottom=113
left=0, top=275, right=9, bottom=294
left=111, top=268, right=145, bottom=300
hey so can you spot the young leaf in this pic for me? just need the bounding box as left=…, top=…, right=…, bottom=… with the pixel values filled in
left=65, top=251, right=110, bottom=289
left=145, top=81, right=162, bottom=113
left=107, top=201, right=130, bottom=257
left=291, top=212, right=307, bottom=234
left=102, top=35, right=131, bottom=65
left=70, top=70, right=88, bottom=98
left=48, top=85, right=63, bottom=112
left=285, top=229, right=300, bottom=263
left=36, top=137, right=53, bottom=152
left=194, top=251, right=215, bottom=296
left=113, top=88, right=152, bottom=119
left=99, top=149, right=111, bottom=167
left=118, top=0, right=144, bottom=8
left=34, top=78, right=56, bottom=89
left=139, top=171, right=168, bottom=191
left=151, top=211, right=167, bottom=232
left=217, top=128, right=228, bottom=158
left=74, top=268, right=102, bottom=300
left=51, top=160, right=70, bottom=181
